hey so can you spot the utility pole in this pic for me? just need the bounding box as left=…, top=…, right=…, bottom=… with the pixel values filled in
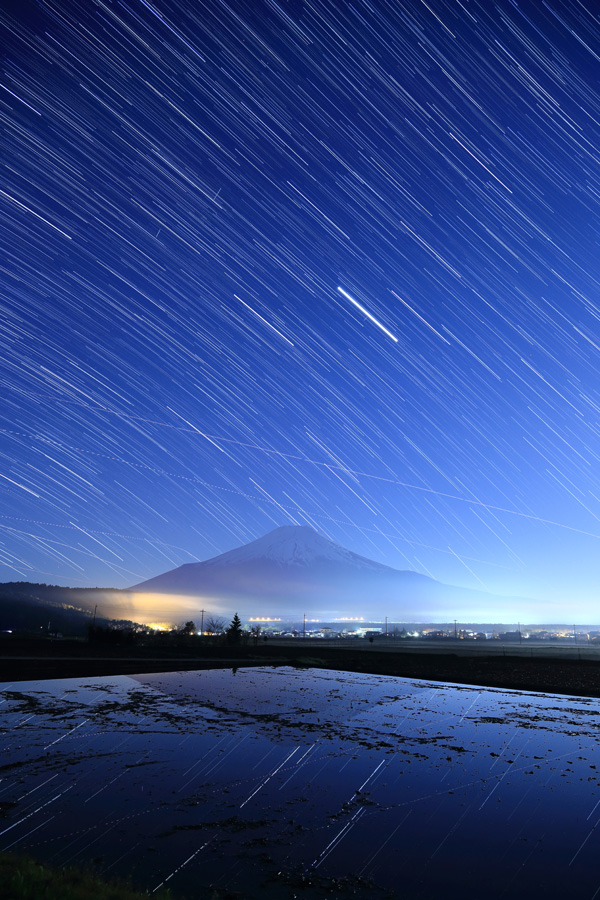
left=200, top=609, right=204, bottom=636
left=93, top=604, right=97, bottom=629
left=454, top=619, right=458, bottom=639
left=518, top=622, right=521, bottom=644
left=303, top=613, right=306, bottom=640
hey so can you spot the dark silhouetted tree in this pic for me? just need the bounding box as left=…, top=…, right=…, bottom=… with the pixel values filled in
left=205, top=615, right=226, bottom=635
left=226, top=613, right=243, bottom=644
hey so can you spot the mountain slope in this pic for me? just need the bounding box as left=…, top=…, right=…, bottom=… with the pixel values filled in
left=129, top=525, right=519, bottom=621
left=0, top=583, right=136, bottom=635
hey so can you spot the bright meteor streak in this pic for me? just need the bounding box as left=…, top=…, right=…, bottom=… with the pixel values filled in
left=337, top=287, right=398, bottom=342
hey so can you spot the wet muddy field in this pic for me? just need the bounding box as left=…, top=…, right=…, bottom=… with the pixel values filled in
left=1, top=666, right=599, bottom=898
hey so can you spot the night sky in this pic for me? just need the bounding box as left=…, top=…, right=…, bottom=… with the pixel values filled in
left=3, top=0, right=600, bottom=619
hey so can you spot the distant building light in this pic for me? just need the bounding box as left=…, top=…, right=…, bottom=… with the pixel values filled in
left=249, top=617, right=282, bottom=622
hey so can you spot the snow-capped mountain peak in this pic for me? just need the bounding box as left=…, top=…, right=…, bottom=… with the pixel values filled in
left=201, top=525, right=392, bottom=572
left=129, top=524, right=514, bottom=622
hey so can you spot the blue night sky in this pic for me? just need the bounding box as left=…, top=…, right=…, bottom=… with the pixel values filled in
left=2, top=0, right=600, bottom=620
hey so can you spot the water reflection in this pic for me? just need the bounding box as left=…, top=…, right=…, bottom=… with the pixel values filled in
left=1, top=667, right=599, bottom=898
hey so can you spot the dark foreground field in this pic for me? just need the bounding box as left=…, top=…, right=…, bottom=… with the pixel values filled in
left=3, top=651, right=600, bottom=899
left=2, top=637, right=600, bottom=697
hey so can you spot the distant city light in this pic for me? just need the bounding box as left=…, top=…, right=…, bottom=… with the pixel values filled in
left=249, top=617, right=282, bottom=621
left=248, top=616, right=365, bottom=622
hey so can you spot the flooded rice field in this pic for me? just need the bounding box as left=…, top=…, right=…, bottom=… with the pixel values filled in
left=1, top=666, right=599, bottom=899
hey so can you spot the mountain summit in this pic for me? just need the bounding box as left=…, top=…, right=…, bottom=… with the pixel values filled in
left=194, top=525, right=398, bottom=574
left=129, top=525, right=511, bottom=621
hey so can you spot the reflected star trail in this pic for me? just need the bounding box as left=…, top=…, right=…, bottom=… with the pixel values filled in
left=2, top=0, right=600, bottom=617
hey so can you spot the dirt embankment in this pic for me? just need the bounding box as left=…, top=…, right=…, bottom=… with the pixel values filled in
left=2, top=638, right=600, bottom=697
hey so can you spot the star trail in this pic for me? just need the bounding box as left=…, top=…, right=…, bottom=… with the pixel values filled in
left=2, top=0, right=600, bottom=617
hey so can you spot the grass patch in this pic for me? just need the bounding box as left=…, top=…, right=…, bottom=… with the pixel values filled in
left=293, top=656, right=333, bottom=668
left=0, top=852, right=172, bottom=900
